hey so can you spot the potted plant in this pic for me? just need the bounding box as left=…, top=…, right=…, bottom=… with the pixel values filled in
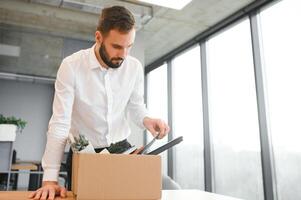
left=0, top=114, right=27, bottom=141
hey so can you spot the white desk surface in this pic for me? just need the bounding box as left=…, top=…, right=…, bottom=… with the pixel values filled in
left=162, top=190, right=242, bottom=200
left=0, top=190, right=243, bottom=200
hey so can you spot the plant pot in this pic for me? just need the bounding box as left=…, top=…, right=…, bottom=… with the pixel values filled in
left=0, top=124, right=17, bottom=141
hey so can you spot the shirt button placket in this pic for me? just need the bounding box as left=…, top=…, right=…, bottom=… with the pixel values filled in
left=104, top=72, right=112, bottom=144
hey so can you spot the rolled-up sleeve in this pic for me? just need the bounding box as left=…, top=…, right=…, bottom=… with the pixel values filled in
left=126, top=63, right=149, bottom=129
left=42, top=59, right=75, bottom=181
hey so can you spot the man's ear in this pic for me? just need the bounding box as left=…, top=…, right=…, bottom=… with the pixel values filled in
left=95, top=31, right=103, bottom=44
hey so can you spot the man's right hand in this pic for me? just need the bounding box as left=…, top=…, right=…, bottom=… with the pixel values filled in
left=28, top=181, right=67, bottom=200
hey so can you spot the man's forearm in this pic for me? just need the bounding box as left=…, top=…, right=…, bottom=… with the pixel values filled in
left=42, top=131, right=68, bottom=182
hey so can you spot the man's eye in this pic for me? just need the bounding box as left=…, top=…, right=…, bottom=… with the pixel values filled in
left=113, top=45, right=122, bottom=49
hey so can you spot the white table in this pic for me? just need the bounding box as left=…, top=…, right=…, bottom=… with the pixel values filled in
left=0, top=190, right=243, bottom=200
left=162, top=190, right=243, bottom=200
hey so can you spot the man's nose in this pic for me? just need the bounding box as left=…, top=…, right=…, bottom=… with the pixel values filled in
left=118, top=48, right=128, bottom=58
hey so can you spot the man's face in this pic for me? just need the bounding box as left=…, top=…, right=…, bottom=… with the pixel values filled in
left=96, top=28, right=135, bottom=69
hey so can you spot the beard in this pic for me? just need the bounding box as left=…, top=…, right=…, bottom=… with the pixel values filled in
left=99, top=43, right=124, bottom=69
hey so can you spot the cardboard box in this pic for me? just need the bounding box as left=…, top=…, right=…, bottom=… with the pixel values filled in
left=72, top=153, right=161, bottom=200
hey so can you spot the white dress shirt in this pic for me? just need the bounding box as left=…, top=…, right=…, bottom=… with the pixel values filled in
left=42, top=44, right=148, bottom=181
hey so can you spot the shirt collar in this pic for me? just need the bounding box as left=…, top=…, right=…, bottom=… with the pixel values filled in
left=89, top=44, right=108, bottom=72
left=89, top=43, right=126, bottom=72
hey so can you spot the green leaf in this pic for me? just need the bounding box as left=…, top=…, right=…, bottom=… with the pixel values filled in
left=0, top=114, right=27, bottom=131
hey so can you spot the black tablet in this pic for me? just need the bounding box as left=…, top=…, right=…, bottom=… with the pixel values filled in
left=147, top=136, right=183, bottom=155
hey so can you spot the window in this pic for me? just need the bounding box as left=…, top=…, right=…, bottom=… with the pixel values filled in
left=207, top=19, right=264, bottom=200
left=146, top=64, right=168, bottom=174
left=260, top=0, right=301, bottom=199
left=172, top=45, right=204, bottom=189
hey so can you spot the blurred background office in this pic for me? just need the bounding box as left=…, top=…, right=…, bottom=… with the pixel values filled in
left=0, top=0, right=300, bottom=200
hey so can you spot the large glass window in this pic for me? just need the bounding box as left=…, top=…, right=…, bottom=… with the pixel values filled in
left=207, top=19, right=264, bottom=200
left=146, top=64, right=168, bottom=174
left=260, top=0, right=301, bottom=199
left=172, top=45, right=204, bottom=189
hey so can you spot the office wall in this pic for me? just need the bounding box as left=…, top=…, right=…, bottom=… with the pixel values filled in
left=0, top=79, right=54, bottom=161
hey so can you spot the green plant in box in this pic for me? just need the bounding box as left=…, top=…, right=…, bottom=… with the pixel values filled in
left=72, top=134, right=89, bottom=151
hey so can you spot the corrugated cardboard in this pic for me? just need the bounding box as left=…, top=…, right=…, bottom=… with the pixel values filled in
left=72, top=153, right=161, bottom=200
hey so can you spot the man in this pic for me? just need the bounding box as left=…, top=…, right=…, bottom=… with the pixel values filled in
left=29, top=6, right=170, bottom=200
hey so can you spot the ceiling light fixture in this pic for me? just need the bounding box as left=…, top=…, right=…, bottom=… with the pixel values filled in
left=137, top=0, right=192, bottom=10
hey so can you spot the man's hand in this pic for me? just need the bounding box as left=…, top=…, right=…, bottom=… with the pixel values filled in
left=28, top=181, right=67, bottom=200
left=143, top=117, right=170, bottom=139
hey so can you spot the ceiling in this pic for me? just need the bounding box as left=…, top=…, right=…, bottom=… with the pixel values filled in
left=0, top=0, right=254, bottom=78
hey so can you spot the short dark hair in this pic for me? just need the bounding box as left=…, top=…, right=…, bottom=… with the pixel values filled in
left=97, top=6, right=135, bottom=36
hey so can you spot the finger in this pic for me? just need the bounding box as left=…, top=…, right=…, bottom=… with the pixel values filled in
left=161, top=123, right=170, bottom=139
left=34, top=190, right=42, bottom=200
left=28, top=191, right=37, bottom=198
left=148, top=126, right=157, bottom=137
left=157, top=121, right=166, bottom=138
left=165, top=125, right=170, bottom=134
left=48, top=188, right=55, bottom=200
left=60, top=187, right=67, bottom=198
left=40, top=189, right=49, bottom=200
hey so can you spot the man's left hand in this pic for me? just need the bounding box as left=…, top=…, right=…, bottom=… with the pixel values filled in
left=143, top=117, right=170, bottom=139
